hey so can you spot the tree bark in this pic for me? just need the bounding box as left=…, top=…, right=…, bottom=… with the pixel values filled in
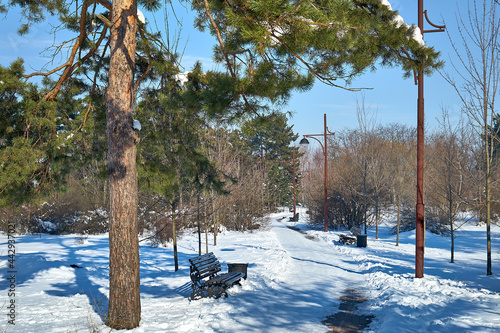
left=485, top=108, right=492, bottom=275
left=396, top=195, right=401, bottom=246
left=172, top=205, right=179, bottom=272
left=105, top=0, right=141, bottom=328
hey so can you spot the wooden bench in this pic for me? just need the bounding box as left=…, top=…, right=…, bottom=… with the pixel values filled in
left=189, top=252, right=245, bottom=300
left=339, top=233, right=357, bottom=245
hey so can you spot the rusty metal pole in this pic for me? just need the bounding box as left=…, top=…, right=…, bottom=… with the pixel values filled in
left=301, top=114, right=334, bottom=232
left=324, top=113, right=328, bottom=232
left=415, top=0, right=425, bottom=278
left=292, top=148, right=297, bottom=218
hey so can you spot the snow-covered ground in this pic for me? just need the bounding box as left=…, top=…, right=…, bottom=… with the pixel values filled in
left=1, top=208, right=500, bottom=332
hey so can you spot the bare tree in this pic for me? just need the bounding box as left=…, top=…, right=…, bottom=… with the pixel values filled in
left=355, top=99, right=393, bottom=239
left=442, top=0, right=500, bottom=275
left=385, top=124, right=416, bottom=246
left=356, top=96, right=378, bottom=235
left=427, top=110, right=473, bottom=262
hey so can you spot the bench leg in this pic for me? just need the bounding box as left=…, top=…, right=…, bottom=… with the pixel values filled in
left=208, top=285, right=227, bottom=299
left=191, top=282, right=230, bottom=300
left=191, top=283, right=209, bottom=300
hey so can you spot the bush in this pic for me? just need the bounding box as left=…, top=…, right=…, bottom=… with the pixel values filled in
left=390, top=206, right=451, bottom=236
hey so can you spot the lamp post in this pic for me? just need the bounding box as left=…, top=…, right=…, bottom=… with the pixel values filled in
left=280, top=147, right=297, bottom=219
left=300, top=113, right=335, bottom=232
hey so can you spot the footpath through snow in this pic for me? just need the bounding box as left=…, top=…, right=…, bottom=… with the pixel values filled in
left=1, top=208, right=500, bottom=332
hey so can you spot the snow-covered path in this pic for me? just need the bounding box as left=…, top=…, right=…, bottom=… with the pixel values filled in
left=272, top=217, right=363, bottom=287
left=216, top=216, right=366, bottom=332
left=268, top=217, right=365, bottom=316
left=166, top=214, right=366, bottom=332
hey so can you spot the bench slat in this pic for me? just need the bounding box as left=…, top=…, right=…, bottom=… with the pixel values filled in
left=194, top=259, right=220, bottom=271
left=190, top=254, right=216, bottom=264
left=194, top=260, right=220, bottom=271
left=220, top=272, right=244, bottom=286
left=196, top=268, right=221, bottom=280
left=201, top=272, right=244, bottom=287
left=189, top=252, right=216, bottom=264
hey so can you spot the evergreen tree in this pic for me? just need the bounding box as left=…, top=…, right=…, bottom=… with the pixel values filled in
left=192, top=0, right=442, bottom=92
left=237, top=113, right=299, bottom=208
left=137, top=63, right=231, bottom=201
left=489, top=113, right=500, bottom=162
left=0, top=60, right=103, bottom=205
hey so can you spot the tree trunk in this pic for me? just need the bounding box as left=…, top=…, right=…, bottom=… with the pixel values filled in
left=213, top=191, right=218, bottom=246
left=205, top=199, right=209, bottom=254
left=396, top=195, right=401, bottom=246
left=485, top=124, right=492, bottom=275
left=105, top=0, right=141, bottom=329
left=450, top=213, right=455, bottom=263
left=449, top=186, right=454, bottom=263
left=375, top=196, right=379, bottom=239
left=197, top=194, right=202, bottom=255
left=172, top=206, right=179, bottom=272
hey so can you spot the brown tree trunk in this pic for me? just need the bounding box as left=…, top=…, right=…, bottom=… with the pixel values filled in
left=396, top=195, right=401, bottom=246
left=105, top=0, right=141, bottom=329
left=485, top=112, right=492, bottom=275
left=172, top=206, right=179, bottom=272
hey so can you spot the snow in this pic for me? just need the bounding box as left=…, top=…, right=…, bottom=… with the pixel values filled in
left=1, top=208, right=500, bottom=332
left=266, top=1, right=425, bottom=47
left=380, top=0, right=425, bottom=46
left=175, top=71, right=190, bottom=86
left=137, top=9, right=146, bottom=25
left=380, top=0, right=393, bottom=11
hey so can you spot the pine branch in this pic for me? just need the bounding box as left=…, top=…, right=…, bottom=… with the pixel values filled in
left=201, top=0, right=256, bottom=111
left=23, top=0, right=112, bottom=101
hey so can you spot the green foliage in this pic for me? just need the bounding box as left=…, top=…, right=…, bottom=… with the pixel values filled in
left=0, top=60, right=105, bottom=205
left=3, top=0, right=69, bottom=34
left=193, top=0, right=443, bottom=89
left=1, top=0, right=444, bottom=209
left=489, top=113, right=500, bottom=162
left=136, top=63, right=232, bottom=202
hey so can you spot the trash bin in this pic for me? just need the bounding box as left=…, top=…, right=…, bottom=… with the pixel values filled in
left=227, top=263, right=248, bottom=279
left=356, top=234, right=367, bottom=247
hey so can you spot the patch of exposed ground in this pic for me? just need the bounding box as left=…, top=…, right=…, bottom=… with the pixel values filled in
left=323, top=289, right=374, bottom=333
left=286, top=225, right=317, bottom=240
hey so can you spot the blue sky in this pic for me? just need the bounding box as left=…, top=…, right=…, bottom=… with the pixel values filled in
left=283, top=0, right=467, bottom=141
left=0, top=1, right=469, bottom=143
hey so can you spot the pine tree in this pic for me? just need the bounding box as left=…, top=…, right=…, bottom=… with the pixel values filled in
left=1, top=0, right=443, bottom=328
left=136, top=63, right=229, bottom=201
left=191, top=0, right=442, bottom=92
left=0, top=60, right=101, bottom=205
left=237, top=113, right=299, bottom=209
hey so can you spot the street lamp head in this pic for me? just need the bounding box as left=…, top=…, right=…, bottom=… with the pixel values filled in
left=299, top=138, right=309, bottom=146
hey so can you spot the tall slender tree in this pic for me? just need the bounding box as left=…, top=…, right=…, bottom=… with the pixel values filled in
left=427, top=111, right=471, bottom=263
left=105, top=0, right=141, bottom=328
